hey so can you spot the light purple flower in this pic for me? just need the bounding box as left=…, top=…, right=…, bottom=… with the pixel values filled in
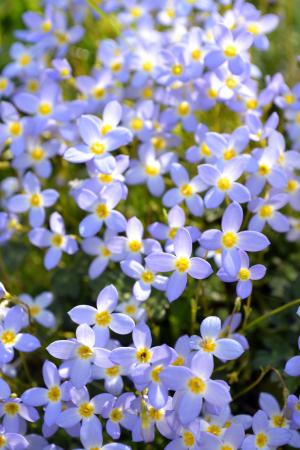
left=200, top=202, right=270, bottom=277
left=29, top=212, right=78, bottom=270
left=146, top=228, right=213, bottom=302
left=7, top=172, right=58, bottom=227
left=68, top=285, right=135, bottom=345
left=190, top=316, right=244, bottom=361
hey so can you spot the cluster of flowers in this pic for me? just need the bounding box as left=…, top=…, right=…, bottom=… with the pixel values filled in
left=1, top=282, right=300, bottom=450
left=0, top=0, right=300, bottom=448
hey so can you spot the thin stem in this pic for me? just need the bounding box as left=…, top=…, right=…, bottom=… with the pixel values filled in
left=245, top=298, right=300, bottom=331
left=233, top=367, right=271, bottom=400
left=85, top=0, right=121, bottom=35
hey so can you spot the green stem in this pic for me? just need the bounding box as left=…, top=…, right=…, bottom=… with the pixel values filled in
left=245, top=298, right=300, bottom=331
left=233, top=367, right=271, bottom=400
left=85, top=0, right=121, bottom=35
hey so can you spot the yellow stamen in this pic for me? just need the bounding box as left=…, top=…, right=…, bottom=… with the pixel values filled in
left=95, top=310, right=111, bottom=327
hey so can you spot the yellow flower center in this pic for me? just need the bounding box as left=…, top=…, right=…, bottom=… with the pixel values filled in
left=47, top=385, right=61, bottom=402
left=287, top=179, right=298, bottom=192
left=191, top=48, right=202, bottom=61
left=182, top=431, right=195, bottom=447
left=172, top=64, right=183, bottom=76
left=41, top=20, right=52, bottom=32
left=271, top=414, right=286, bottom=428
left=142, top=86, right=153, bottom=99
left=141, top=270, right=155, bottom=284
left=105, top=365, right=120, bottom=377
left=246, top=98, right=258, bottom=109
left=0, top=78, right=8, bottom=90
left=92, top=86, right=105, bottom=99
left=124, top=304, right=137, bottom=315
left=217, top=177, right=231, bottom=191
left=207, top=424, right=222, bottom=436
left=3, top=402, right=20, bottom=416
left=175, top=256, right=190, bottom=273
left=145, top=163, right=160, bottom=176
left=136, top=347, right=152, bottom=363
left=172, top=355, right=185, bottom=366
left=142, top=61, right=153, bottom=72
left=29, top=304, right=41, bottom=317
left=223, top=149, right=236, bottom=161
left=101, top=246, right=111, bottom=258
left=76, top=345, right=93, bottom=360
left=131, top=117, right=144, bottom=131
left=151, top=136, right=166, bottom=150
left=177, top=101, right=190, bottom=117
left=101, top=124, right=113, bottom=135
left=168, top=227, right=178, bottom=239
left=128, top=240, right=142, bottom=253
left=29, top=193, right=42, bottom=207
left=225, top=77, right=237, bottom=89
left=187, top=376, right=206, bottom=394
left=166, top=8, right=175, bottom=18
left=255, top=432, right=268, bottom=448
left=90, top=142, right=105, bottom=155
left=149, top=407, right=163, bottom=421
left=98, top=173, right=113, bottom=184
left=95, top=310, right=111, bottom=327
left=151, top=365, right=163, bottom=383
left=247, top=23, right=260, bottom=35
left=224, top=44, right=237, bottom=58
left=27, top=79, right=39, bottom=92
left=180, top=183, right=193, bottom=197
left=78, top=402, right=94, bottom=418
left=200, top=337, right=216, bottom=353
left=19, top=53, right=31, bottom=66
left=207, top=88, right=218, bottom=99
left=31, top=146, right=45, bottom=161
left=60, top=68, right=70, bottom=77
left=284, top=93, right=295, bottom=105
left=38, top=102, right=52, bottom=116
left=200, top=143, right=212, bottom=156
left=110, top=407, right=123, bottom=422
left=131, top=6, right=142, bottom=17
left=9, top=121, right=22, bottom=137
left=0, top=436, right=6, bottom=447
left=258, top=164, right=270, bottom=176
left=221, top=445, right=234, bottom=450
left=55, top=31, right=68, bottom=44
left=111, top=61, right=122, bottom=72
left=222, top=231, right=238, bottom=249
left=259, top=204, right=273, bottom=219
left=238, top=268, right=250, bottom=280
left=95, top=204, right=110, bottom=219
left=51, top=234, right=64, bottom=247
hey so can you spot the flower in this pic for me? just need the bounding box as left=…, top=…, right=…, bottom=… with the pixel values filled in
left=68, top=285, right=135, bottom=344
left=0, top=305, right=40, bottom=364
left=7, top=171, right=58, bottom=227
left=190, top=315, right=244, bottom=361
left=19, top=291, right=55, bottom=328
left=200, top=202, right=270, bottom=277
left=21, top=360, right=69, bottom=427
left=146, top=228, right=213, bottom=302
left=241, top=410, right=290, bottom=449
left=29, top=212, right=78, bottom=270
left=161, top=352, right=231, bottom=425
left=46, top=324, right=112, bottom=388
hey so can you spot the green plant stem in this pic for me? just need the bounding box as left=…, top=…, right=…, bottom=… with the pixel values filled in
left=245, top=298, right=300, bottom=331
left=85, top=0, right=121, bottom=35
left=233, top=367, right=271, bottom=400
